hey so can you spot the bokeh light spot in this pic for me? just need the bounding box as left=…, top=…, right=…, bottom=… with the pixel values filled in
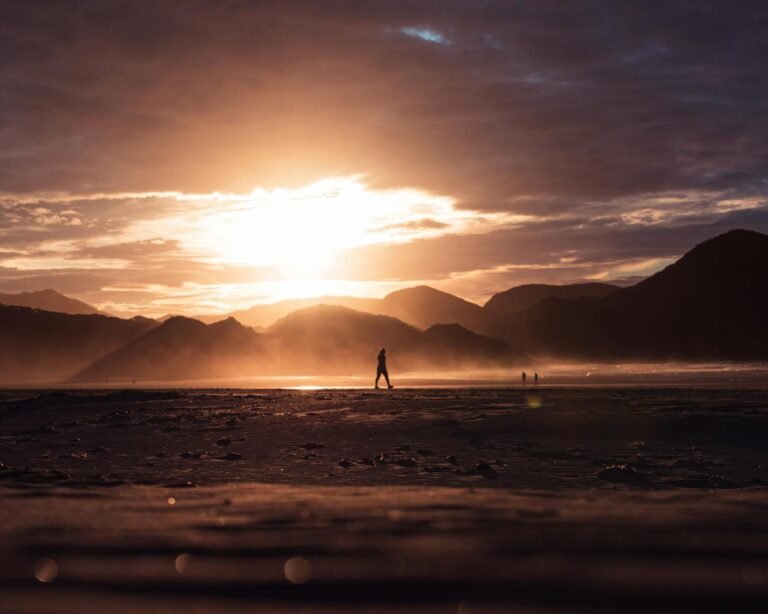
left=175, top=553, right=192, bottom=574
left=526, top=395, right=543, bottom=409
left=284, top=557, right=312, bottom=584
left=33, top=558, right=58, bottom=583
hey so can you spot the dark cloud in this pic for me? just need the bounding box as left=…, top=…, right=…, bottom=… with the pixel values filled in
left=2, top=0, right=767, bottom=200
left=338, top=204, right=768, bottom=285
left=1, top=1, right=767, bottom=310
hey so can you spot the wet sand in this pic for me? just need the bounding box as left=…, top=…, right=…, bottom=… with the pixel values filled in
left=2, top=387, right=768, bottom=612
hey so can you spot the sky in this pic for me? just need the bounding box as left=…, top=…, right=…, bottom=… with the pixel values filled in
left=1, top=0, right=767, bottom=317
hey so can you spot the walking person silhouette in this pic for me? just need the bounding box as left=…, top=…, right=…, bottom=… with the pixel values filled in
left=375, top=348, right=393, bottom=390
left=521, top=371, right=527, bottom=386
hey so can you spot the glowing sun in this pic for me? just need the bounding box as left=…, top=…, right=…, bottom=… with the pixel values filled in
left=180, top=177, right=467, bottom=273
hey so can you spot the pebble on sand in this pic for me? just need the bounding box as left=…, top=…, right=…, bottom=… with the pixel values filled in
left=301, top=443, right=325, bottom=450
left=476, top=462, right=499, bottom=479
left=598, top=464, right=652, bottom=487
left=58, top=452, right=88, bottom=460
left=395, top=458, right=418, bottom=468
left=180, top=451, right=206, bottom=459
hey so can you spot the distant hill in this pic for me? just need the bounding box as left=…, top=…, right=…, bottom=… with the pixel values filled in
left=421, top=323, right=512, bottom=367
left=0, top=289, right=100, bottom=315
left=0, top=305, right=158, bottom=383
left=197, top=286, right=495, bottom=334
left=195, top=296, right=379, bottom=327
left=503, top=229, right=768, bottom=360
left=266, top=305, right=421, bottom=373
left=266, top=305, right=525, bottom=373
left=197, top=284, right=617, bottom=337
left=376, top=286, right=495, bottom=335
left=484, top=283, right=619, bottom=315
left=75, top=317, right=263, bottom=382
left=72, top=306, right=528, bottom=381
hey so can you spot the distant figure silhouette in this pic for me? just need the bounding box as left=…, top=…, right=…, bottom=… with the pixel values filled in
left=375, top=348, right=393, bottom=389
left=534, top=372, right=539, bottom=385
left=521, top=371, right=527, bottom=386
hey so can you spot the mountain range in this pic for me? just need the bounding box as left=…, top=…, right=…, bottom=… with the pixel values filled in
left=73, top=306, right=525, bottom=381
left=0, top=228, right=766, bottom=382
left=0, top=289, right=101, bottom=315
left=484, top=283, right=618, bottom=315
left=502, top=229, right=768, bottom=360
left=196, top=283, right=616, bottom=334
left=0, top=306, right=157, bottom=382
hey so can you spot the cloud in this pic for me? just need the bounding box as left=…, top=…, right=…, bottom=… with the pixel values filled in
left=3, top=0, right=767, bottom=203
left=1, top=1, right=768, bottom=313
left=400, top=27, right=450, bottom=45
left=1, top=178, right=766, bottom=313
left=0, top=177, right=532, bottom=312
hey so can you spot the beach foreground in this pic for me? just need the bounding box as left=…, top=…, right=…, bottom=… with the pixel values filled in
left=2, top=387, right=768, bottom=612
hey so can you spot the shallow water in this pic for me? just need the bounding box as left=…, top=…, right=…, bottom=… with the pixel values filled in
left=6, top=361, right=768, bottom=390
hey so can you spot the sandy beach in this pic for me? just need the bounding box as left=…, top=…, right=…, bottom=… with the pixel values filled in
left=2, top=386, right=768, bottom=612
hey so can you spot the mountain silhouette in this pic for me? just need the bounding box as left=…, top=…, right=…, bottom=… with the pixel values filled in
left=11, top=228, right=768, bottom=382
left=196, top=284, right=622, bottom=338
left=0, top=289, right=100, bottom=315
left=484, top=283, right=619, bottom=315
left=0, top=305, right=157, bottom=383
left=503, top=229, right=768, bottom=359
left=74, top=316, right=263, bottom=382
left=421, top=323, right=513, bottom=367
left=376, top=286, right=495, bottom=335
left=266, top=305, right=422, bottom=373
left=72, top=305, right=528, bottom=381
left=267, top=305, right=526, bottom=373
left=196, top=296, right=379, bottom=328
left=197, top=286, right=495, bottom=334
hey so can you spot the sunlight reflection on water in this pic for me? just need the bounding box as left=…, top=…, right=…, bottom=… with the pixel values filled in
left=34, top=362, right=768, bottom=391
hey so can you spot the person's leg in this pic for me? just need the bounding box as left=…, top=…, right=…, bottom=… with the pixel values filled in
left=384, top=369, right=392, bottom=388
left=375, top=368, right=381, bottom=389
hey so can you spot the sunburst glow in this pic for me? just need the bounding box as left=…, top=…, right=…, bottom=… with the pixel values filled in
left=126, top=177, right=520, bottom=277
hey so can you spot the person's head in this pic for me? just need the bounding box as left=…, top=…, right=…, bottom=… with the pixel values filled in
left=380, top=348, right=386, bottom=354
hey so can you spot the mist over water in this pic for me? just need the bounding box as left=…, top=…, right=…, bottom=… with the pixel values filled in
left=34, top=362, right=768, bottom=390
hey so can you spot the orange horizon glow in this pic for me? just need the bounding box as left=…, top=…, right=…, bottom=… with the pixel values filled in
left=3, top=177, right=738, bottom=318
